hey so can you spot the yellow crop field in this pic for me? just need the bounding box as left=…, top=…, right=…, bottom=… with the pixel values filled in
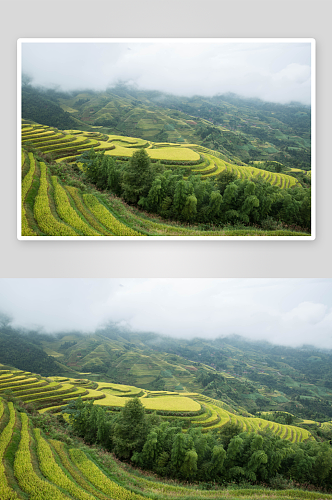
left=83, top=194, right=142, bottom=236
left=108, top=134, right=140, bottom=144
left=0, top=375, right=32, bottom=385
left=192, top=394, right=312, bottom=442
left=77, top=389, right=106, bottom=400
left=70, top=448, right=148, bottom=500
left=321, top=421, right=332, bottom=431
left=52, top=177, right=101, bottom=236
left=96, top=381, right=134, bottom=391
left=148, top=147, right=200, bottom=161
left=91, top=393, right=200, bottom=412
left=140, top=396, right=201, bottom=412
left=33, top=162, right=78, bottom=236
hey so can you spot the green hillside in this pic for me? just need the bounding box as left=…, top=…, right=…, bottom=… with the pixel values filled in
left=0, top=327, right=69, bottom=376
left=22, top=84, right=311, bottom=173
left=0, top=367, right=313, bottom=444
left=21, top=121, right=311, bottom=237
left=1, top=394, right=331, bottom=500
left=5, top=328, right=331, bottom=423
left=1, top=331, right=331, bottom=496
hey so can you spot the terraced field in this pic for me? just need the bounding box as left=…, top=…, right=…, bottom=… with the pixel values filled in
left=20, top=121, right=307, bottom=238
left=3, top=360, right=329, bottom=500
left=2, top=395, right=325, bottom=500
left=0, top=370, right=201, bottom=415
left=21, top=122, right=200, bottom=165
left=21, top=149, right=145, bottom=237
left=0, top=369, right=312, bottom=444
left=182, top=394, right=312, bottom=443
left=0, top=397, right=172, bottom=500
left=191, top=146, right=298, bottom=187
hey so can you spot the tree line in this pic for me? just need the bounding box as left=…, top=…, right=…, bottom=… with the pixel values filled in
left=63, top=397, right=332, bottom=490
left=77, top=148, right=311, bottom=231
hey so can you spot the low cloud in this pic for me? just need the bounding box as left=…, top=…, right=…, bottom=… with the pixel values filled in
left=0, top=279, right=331, bottom=349
left=21, top=41, right=312, bottom=104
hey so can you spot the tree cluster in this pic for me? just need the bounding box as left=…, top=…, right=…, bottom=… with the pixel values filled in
left=64, top=397, right=332, bottom=490
left=77, top=148, right=311, bottom=231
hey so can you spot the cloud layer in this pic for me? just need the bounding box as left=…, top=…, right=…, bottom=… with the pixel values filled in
left=21, top=41, right=312, bottom=104
left=0, top=279, right=331, bottom=348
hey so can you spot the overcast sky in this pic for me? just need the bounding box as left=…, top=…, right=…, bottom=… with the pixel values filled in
left=0, top=278, right=331, bottom=348
left=21, top=40, right=312, bottom=104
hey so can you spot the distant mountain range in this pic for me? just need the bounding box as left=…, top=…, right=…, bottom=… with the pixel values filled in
left=1, top=323, right=330, bottom=421
left=22, top=83, right=311, bottom=171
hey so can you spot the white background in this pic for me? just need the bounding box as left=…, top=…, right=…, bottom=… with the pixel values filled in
left=1, top=0, right=331, bottom=278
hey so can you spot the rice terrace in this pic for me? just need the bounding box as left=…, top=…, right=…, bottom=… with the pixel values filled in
left=1, top=366, right=331, bottom=500
left=0, top=368, right=312, bottom=440
left=20, top=118, right=311, bottom=238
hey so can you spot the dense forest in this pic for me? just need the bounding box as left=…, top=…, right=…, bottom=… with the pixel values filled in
left=22, top=85, right=78, bottom=129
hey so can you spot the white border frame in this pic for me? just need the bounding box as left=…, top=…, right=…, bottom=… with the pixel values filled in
left=17, top=38, right=316, bottom=241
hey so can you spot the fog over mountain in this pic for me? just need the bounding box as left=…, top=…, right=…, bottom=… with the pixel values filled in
left=21, top=40, right=312, bottom=105
left=0, top=278, right=331, bottom=348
